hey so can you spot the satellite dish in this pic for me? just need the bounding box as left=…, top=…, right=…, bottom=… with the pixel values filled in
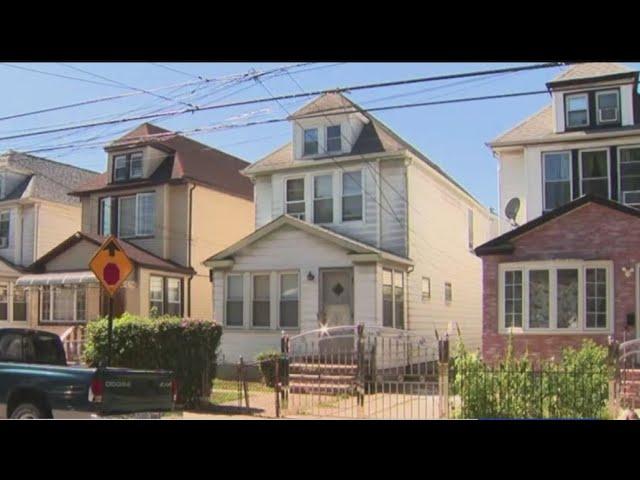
left=505, top=198, right=520, bottom=227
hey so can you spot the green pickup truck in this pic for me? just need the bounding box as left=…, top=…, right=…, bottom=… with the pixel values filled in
left=0, top=328, right=176, bottom=419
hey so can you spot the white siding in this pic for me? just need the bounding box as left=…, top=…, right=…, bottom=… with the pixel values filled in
left=406, top=161, right=493, bottom=351
left=0, top=206, right=18, bottom=266
left=498, top=150, right=527, bottom=234
left=379, top=159, right=408, bottom=256
left=20, top=205, right=35, bottom=266
left=254, top=176, right=272, bottom=228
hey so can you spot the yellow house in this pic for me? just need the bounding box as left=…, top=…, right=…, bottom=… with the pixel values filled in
left=15, top=123, right=254, bottom=335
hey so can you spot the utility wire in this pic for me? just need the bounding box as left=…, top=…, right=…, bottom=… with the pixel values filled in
left=0, top=63, right=562, bottom=143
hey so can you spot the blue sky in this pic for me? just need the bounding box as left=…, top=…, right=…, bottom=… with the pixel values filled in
left=1, top=62, right=638, bottom=210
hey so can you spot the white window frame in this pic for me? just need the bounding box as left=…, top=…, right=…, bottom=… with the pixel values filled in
left=284, top=176, right=306, bottom=220
left=303, top=128, right=319, bottom=156
left=383, top=268, right=406, bottom=329
left=340, top=169, right=364, bottom=223
left=311, top=172, right=335, bottom=225
left=542, top=151, right=573, bottom=212
left=149, top=275, right=164, bottom=316
left=225, top=274, right=245, bottom=328
left=278, top=271, right=300, bottom=330
left=40, top=285, right=86, bottom=324
left=596, top=90, right=620, bottom=125
left=421, top=277, right=431, bottom=302
left=117, top=192, right=155, bottom=238
left=565, top=93, right=590, bottom=128
left=129, top=152, right=143, bottom=179
left=467, top=209, right=474, bottom=250
left=326, top=124, right=342, bottom=153
left=617, top=145, right=640, bottom=208
left=114, top=155, right=128, bottom=181
left=498, top=260, right=613, bottom=335
left=0, top=175, right=5, bottom=199
left=250, top=273, right=271, bottom=329
left=0, top=210, right=9, bottom=249
left=100, top=197, right=113, bottom=236
left=579, top=148, right=610, bottom=198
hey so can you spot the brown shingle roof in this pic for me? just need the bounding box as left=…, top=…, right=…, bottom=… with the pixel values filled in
left=71, top=123, right=253, bottom=200
left=550, top=62, right=631, bottom=83
left=30, top=231, right=195, bottom=275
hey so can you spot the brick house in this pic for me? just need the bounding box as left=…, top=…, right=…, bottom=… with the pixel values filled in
left=475, top=195, right=639, bottom=362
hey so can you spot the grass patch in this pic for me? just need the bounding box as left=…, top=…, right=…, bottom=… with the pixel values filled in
left=210, top=378, right=275, bottom=405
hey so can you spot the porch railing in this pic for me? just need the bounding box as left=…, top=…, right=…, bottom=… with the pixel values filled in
left=60, top=325, right=87, bottom=365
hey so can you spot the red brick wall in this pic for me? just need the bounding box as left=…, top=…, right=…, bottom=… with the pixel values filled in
left=482, top=202, right=638, bottom=363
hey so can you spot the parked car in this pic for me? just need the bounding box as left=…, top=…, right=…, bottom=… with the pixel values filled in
left=0, top=328, right=176, bottom=419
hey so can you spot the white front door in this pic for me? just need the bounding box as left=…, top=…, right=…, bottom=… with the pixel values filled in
left=319, top=269, right=353, bottom=327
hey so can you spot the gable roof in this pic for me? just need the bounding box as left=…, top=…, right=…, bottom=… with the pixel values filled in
left=244, top=92, right=482, bottom=205
left=203, top=214, right=413, bottom=266
left=474, top=195, right=640, bottom=256
left=549, top=62, right=632, bottom=84
left=0, top=151, right=99, bottom=205
left=29, top=231, right=195, bottom=275
left=71, top=123, right=253, bottom=201
left=490, top=63, right=640, bottom=147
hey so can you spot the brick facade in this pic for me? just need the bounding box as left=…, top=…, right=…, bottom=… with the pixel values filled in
left=481, top=201, right=638, bottom=362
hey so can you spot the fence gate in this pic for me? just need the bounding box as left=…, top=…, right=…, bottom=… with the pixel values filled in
left=279, top=325, right=450, bottom=419
left=613, top=338, right=640, bottom=412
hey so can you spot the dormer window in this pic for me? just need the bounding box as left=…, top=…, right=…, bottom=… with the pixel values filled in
left=0, top=174, right=5, bottom=199
left=565, top=93, right=589, bottom=128
left=327, top=125, right=342, bottom=153
left=596, top=90, right=619, bottom=124
left=113, top=152, right=143, bottom=182
left=303, top=128, right=318, bottom=156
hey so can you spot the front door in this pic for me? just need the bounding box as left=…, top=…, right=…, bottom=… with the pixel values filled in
left=320, top=269, right=353, bottom=327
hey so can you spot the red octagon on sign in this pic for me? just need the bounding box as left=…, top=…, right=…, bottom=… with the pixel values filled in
left=103, top=263, right=121, bottom=286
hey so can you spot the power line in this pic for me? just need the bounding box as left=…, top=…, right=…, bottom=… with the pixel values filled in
left=150, top=63, right=206, bottom=80
left=0, top=63, right=130, bottom=89
left=0, top=63, right=562, bottom=143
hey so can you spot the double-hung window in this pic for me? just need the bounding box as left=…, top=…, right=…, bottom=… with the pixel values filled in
left=327, top=125, right=342, bottom=152
left=342, top=171, right=363, bottom=221
left=40, top=286, right=87, bottom=324
left=313, top=174, right=333, bottom=224
left=0, top=211, right=9, bottom=249
left=100, top=197, right=113, bottom=235
left=543, top=152, right=572, bottom=211
left=149, top=276, right=164, bottom=316
left=580, top=150, right=609, bottom=198
left=252, top=274, right=270, bottom=327
left=383, top=268, right=405, bottom=329
left=303, top=128, right=318, bottom=156
left=0, top=284, right=7, bottom=321
left=422, top=277, right=431, bottom=301
left=467, top=209, right=474, bottom=250
left=285, top=178, right=305, bottom=220
left=618, top=146, right=640, bottom=208
left=226, top=275, right=244, bottom=327
left=118, top=192, right=155, bottom=238
left=565, top=93, right=589, bottom=128
left=113, top=152, right=143, bottom=182
left=499, top=262, right=611, bottom=333
left=279, top=273, right=299, bottom=328
left=149, top=276, right=182, bottom=317
left=596, top=90, right=619, bottom=124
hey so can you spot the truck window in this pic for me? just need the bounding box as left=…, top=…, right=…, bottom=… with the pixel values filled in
left=32, top=334, right=66, bottom=366
left=0, top=334, right=24, bottom=362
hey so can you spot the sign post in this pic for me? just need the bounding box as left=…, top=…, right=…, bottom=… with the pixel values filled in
left=89, top=235, right=134, bottom=367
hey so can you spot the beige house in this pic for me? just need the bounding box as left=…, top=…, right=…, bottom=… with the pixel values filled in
left=205, top=93, right=497, bottom=363
left=16, top=123, right=254, bottom=334
left=0, top=151, right=98, bottom=328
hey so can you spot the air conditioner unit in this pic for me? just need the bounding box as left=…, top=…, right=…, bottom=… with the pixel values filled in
left=0, top=237, right=7, bottom=248
left=291, top=213, right=305, bottom=221
left=599, top=107, right=618, bottom=123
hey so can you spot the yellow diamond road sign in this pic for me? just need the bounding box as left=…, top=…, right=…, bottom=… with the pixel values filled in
left=89, top=235, right=134, bottom=297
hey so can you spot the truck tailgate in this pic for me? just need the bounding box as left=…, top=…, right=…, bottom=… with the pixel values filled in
left=99, top=368, right=174, bottom=416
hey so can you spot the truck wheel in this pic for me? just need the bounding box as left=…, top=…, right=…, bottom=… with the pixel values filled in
left=10, top=403, right=45, bottom=419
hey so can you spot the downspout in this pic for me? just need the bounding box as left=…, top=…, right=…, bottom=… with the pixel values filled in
left=376, top=159, right=382, bottom=248
left=187, top=183, right=196, bottom=318
left=32, top=203, right=39, bottom=262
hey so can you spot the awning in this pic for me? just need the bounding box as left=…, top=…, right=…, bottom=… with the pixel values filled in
left=15, top=271, right=98, bottom=287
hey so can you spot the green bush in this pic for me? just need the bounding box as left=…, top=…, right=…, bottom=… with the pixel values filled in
left=256, top=350, right=287, bottom=388
left=452, top=338, right=610, bottom=419
left=84, top=313, right=222, bottom=408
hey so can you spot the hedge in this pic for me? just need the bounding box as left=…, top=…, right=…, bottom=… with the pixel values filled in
left=256, top=350, right=288, bottom=388
left=84, top=313, right=222, bottom=408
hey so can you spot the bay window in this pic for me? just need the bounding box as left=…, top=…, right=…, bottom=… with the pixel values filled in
left=118, top=192, right=155, bottom=238
left=543, top=152, right=572, bottom=211
left=40, top=286, right=87, bottom=324
left=342, top=171, right=363, bottom=221
left=499, top=261, right=612, bottom=333
left=313, top=174, right=333, bottom=224
left=618, top=146, right=640, bottom=208
left=580, top=150, right=609, bottom=198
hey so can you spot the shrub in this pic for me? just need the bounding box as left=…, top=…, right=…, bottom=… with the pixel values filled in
left=84, top=313, right=222, bottom=408
left=256, top=350, right=287, bottom=388
left=453, top=338, right=610, bottom=419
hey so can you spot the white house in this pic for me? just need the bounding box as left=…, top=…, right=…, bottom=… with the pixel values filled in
left=489, top=62, right=640, bottom=233
left=205, top=92, right=496, bottom=362
left=0, top=151, right=98, bottom=325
